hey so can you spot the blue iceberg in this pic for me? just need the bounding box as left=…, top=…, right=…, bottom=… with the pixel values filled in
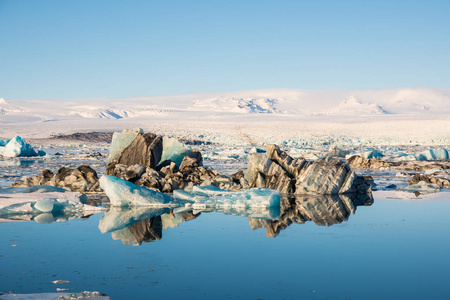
left=108, top=128, right=143, bottom=163
left=99, top=175, right=178, bottom=207
left=0, top=136, right=45, bottom=157
left=414, top=148, right=449, bottom=161
left=159, top=136, right=196, bottom=166
left=173, top=185, right=280, bottom=208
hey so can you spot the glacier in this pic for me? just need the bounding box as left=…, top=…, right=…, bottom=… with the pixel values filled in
left=99, top=175, right=178, bottom=206
left=0, top=136, right=46, bottom=157
left=173, top=185, right=280, bottom=208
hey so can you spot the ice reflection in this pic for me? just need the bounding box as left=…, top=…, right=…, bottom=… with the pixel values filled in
left=0, top=211, right=95, bottom=224
left=257, top=193, right=374, bottom=238
left=99, top=193, right=373, bottom=246
left=99, top=207, right=202, bottom=246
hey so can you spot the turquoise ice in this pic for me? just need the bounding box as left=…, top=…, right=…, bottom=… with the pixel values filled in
left=99, top=175, right=177, bottom=207
left=159, top=136, right=196, bottom=166
left=108, top=128, right=143, bottom=163
left=174, top=185, right=280, bottom=208
left=0, top=136, right=45, bottom=157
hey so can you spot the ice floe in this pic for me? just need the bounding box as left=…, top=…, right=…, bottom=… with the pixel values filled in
left=99, top=175, right=177, bottom=207
left=173, top=185, right=280, bottom=208
left=0, top=187, right=103, bottom=218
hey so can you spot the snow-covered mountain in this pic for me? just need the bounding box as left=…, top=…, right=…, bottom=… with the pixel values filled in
left=322, top=96, right=390, bottom=116
left=188, top=97, right=281, bottom=114
left=0, top=98, right=26, bottom=114
left=2, top=87, right=450, bottom=121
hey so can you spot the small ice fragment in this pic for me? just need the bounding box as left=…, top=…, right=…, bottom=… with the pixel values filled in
left=53, top=280, right=71, bottom=284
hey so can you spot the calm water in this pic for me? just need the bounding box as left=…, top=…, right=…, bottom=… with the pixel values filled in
left=1, top=191, right=450, bottom=299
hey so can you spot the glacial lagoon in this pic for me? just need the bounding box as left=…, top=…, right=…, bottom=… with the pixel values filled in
left=2, top=191, right=450, bottom=299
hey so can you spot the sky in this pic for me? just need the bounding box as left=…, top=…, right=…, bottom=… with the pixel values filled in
left=0, top=0, right=449, bottom=100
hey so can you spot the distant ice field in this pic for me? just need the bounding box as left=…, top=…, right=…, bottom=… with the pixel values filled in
left=1, top=87, right=449, bottom=147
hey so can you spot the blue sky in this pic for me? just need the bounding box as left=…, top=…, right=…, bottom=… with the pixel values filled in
left=0, top=0, right=449, bottom=99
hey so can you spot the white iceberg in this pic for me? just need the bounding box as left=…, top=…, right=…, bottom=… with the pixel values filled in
left=99, top=175, right=178, bottom=207
left=0, top=136, right=46, bottom=158
left=0, top=189, right=102, bottom=216
left=173, top=185, right=280, bottom=208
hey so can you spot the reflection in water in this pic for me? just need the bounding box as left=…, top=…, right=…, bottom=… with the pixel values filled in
left=0, top=211, right=94, bottom=224
left=111, top=216, right=163, bottom=246
left=100, top=193, right=373, bottom=246
left=102, top=208, right=202, bottom=246
left=259, top=193, right=374, bottom=238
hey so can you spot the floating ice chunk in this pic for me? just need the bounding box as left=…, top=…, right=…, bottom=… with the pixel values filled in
left=159, top=136, right=194, bottom=166
left=0, top=191, right=102, bottom=216
left=173, top=185, right=280, bottom=208
left=98, top=206, right=171, bottom=233
left=362, top=150, right=384, bottom=159
left=345, top=149, right=384, bottom=160
left=0, top=185, right=68, bottom=194
left=99, top=175, right=177, bottom=207
left=0, top=136, right=44, bottom=157
left=415, top=148, right=449, bottom=161
left=34, top=199, right=54, bottom=212
left=108, top=128, right=143, bottom=163
left=402, top=181, right=441, bottom=194
left=250, top=147, right=265, bottom=154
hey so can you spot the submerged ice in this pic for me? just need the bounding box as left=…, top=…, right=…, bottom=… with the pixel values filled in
left=174, top=185, right=280, bottom=208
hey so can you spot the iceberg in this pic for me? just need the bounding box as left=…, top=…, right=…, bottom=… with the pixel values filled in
left=159, top=136, right=197, bottom=166
left=173, top=185, right=280, bottom=208
left=414, top=148, right=449, bottom=161
left=0, top=190, right=102, bottom=216
left=108, top=128, right=143, bottom=163
left=99, top=175, right=178, bottom=207
left=0, top=136, right=45, bottom=157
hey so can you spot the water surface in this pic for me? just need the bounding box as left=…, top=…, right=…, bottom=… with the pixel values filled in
left=1, top=191, right=450, bottom=299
